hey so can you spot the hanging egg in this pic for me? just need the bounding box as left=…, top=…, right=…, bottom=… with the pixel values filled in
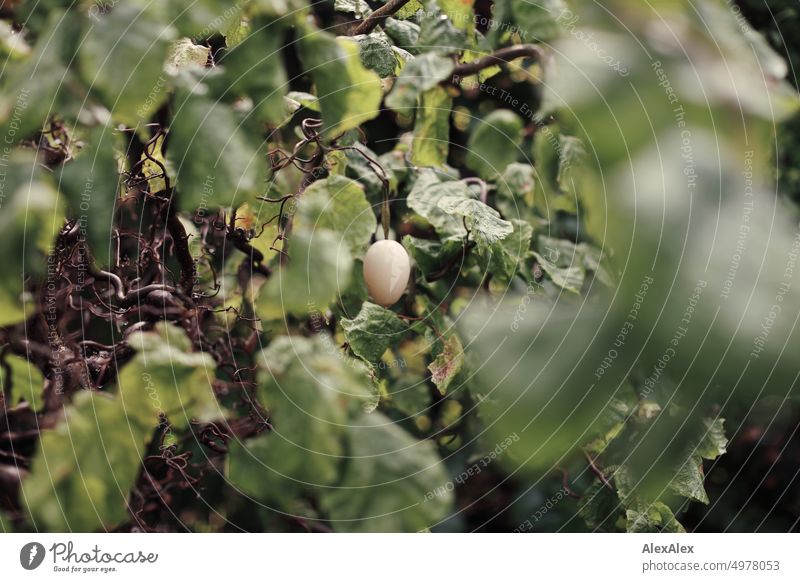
left=363, top=240, right=411, bottom=307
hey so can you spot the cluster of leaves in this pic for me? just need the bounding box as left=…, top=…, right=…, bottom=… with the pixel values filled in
left=0, top=0, right=795, bottom=533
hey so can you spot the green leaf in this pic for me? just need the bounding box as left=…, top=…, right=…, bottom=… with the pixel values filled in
left=497, top=162, right=536, bottom=210
left=357, top=35, right=399, bottom=78
left=296, top=175, right=377, bottom=257
left=250, top=0, right=309, bottom=21
left=117, top=323, right=219, bottom=430
left=626, top=501, right=686, bottom=533
left=215, top=17, right=288, bottom=125
left=556, top=135, right=586, bottom=192
left=80, top=5, right=175, bottom=125
left=335, top=0, right=372, bottom=18
left=437, top=194, right=514, bottom=248
left=168, top=93, right=262, bottom=210
left=578, top=480, right=623, bottom=532
left=319, top=412, right=452, bottom=532
left=0, top=20, right=30, bottom=60
left=341, top=301, right=409, bottom=363
left=0, top=152, right=63, bottom=327
left=166, top=38, right=210, bottom=74
left=297, top=30, right=382, bottom=137
left=155, top=1, right=240, bottom=37
left=406, top=173, right=468, bottom=240
left=384, top=17, right=421, bottom=54
left=394, top=0, right=424, bottom=19
left=439, top=0, right=476, bottom=34
left=227, top=335, right=373, bottom=500
left=403, top=236, right=464, bottom=279
left=0, top=11, right=72, bottom=144
left=532, top=251, right=584, bottom=293
left=508, top=0, right=567, bottom=43
left=584, top=395, right=635, bottom=455
left=21, top=391, right=148, bottom=532
left=465, top=109, right=523, bottom=178
left=428, top=333, right=464, bottom=395
left=488, top=219, right=534, bottom=283
left=418, top=8, right=467, bottom=51
left=386, top=53, right=455, bottom=112
left=667, top=418, right=727, bottom=504
left=411, top=86, right=452, bottom=167
left=256, top=228, right=352, bottom=320
left=2, top=354, right=44, bottom=411
left=669, top=455, right=709, bottom=504
left=697, top=418, right=728, bottom=460
left=58, top=124, right=120, bottom=267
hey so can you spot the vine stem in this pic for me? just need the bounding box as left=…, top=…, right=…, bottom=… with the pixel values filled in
left=584, top=449, right=614, bottom=491
left=350, top=0, right=412, bottom=36
left=449, top=44, right=545, bottom=81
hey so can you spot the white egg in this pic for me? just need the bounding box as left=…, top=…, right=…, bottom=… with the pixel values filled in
left=363, top=239, right=411, bottom=307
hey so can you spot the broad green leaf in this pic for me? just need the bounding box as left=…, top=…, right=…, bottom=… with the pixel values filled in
left=384, top=17, right=421, bottom=54
left=411, top=86, right=452, bottom=167
left=256, top=228, right=352, bottom=320
left=166, top=38, right=210, bottom=74
left=58, top=124, right=120, bottom=267
left=340, top=141, right=388, bottom=203
left=296, top=175, right=377, bottom=257
left=403, top=236, right=464, bottom=279
left=0, top=12, right=72, bottom=144
left=669, top=455, right=708, bottom=504
left=0, top=152, right=63, bottom=327
left=357, top=35, right=399, bottom=78
left=394, top=0, right=424, bottom=19
left=228, top=335, right=372, bottom=500
left=335, top=0, right=372, bottom=19
left=21, top=391, right=148, bottom=532
left=162, top=0, right=246, bottom=37
left=556, top=135, right=586, bottom=191
left=465, top=109, right=523, bottom=178
left=80, top=5, right=175, bottom=126
left=249, top=0, right=309, bottom=21
left=488, top=219, right=533, bottom=283
left=463, top=301, right=617, bottom=470
left=697, top=418, right=728, bottom=460
left=297, top=30, right=382, bottom=137
left=509, top=0, right=567, bottom=43
left=578, top=480, right=622, bottom=532
left=117, top=323, right=219, bottom=430
left=406, top=173, right=468, bottom=240
left=667, top=418, right=727, bottom=504
left=168, top=93, right=262, bottom=210
left=437, top=195, right=513, bottom=249
left=497, top=162, right=536, bottom=211
left=341, top=301, right=409, bottom=363
left=2, top=354, right=45, bottom=411
left=319, top=412, right=452, bottom=532
left=531, top=251, right=584, bottom=293
left=626, top=501, right=685, bottom=533
left=418, top=7, right=467, bottom=51
left=439, top=0, right=476, bottom=34
left=215, top=17, right=288, bottom=124
left=428, top=333, right=464, bottom=395
left=0, top=20, right=30, bottom=60
left=584, top=395, right=635, bottom=455
left=386, top=53, right=455, bottom=112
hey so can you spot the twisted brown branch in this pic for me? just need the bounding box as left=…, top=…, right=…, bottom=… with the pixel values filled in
left=350, top=0, right=413, bottom=36
left=449, top=44, right=544, bottom=81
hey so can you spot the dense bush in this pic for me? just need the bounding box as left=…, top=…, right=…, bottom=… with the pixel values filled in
left=0, top=0, right=797, bottom=532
